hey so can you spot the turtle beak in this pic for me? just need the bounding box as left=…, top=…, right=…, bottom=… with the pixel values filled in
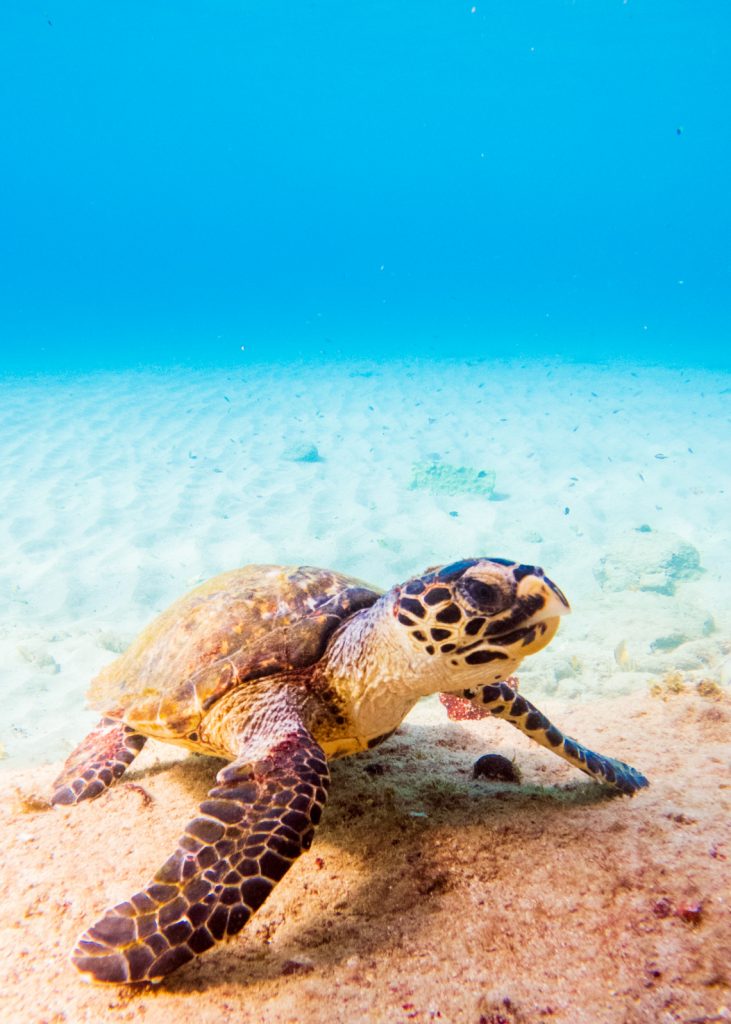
left=516, top=572, right=571, bottom=656
left=537, top=574, right=571, bottom=619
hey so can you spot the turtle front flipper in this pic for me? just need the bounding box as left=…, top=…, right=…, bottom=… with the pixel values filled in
left=71, top=714, right=330, bottom=984
left=464, top=682, right=649, bottom=795
left=51, top=717, right=147, bottom=806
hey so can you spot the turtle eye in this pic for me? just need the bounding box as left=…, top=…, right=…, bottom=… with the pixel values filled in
left=460, top=578, right=507, bottom=613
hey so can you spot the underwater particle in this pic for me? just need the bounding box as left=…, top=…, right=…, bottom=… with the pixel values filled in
left=448, top=510, right=459, bottom=517
left=676, top=125, right=683, bottom=135
left=563, top=506, right=570, bottom=515
left=473, top=754, right=520, bottom=783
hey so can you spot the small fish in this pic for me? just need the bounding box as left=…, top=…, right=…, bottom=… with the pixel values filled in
left=614, top=640, right=633, bottom=670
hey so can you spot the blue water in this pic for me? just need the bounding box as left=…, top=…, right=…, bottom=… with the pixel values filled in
left=1, top=1, right=729, bottom=372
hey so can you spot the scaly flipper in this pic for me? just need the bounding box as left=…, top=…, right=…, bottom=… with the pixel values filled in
left=51, top=717, right=147, bottom=805
left=71, top=713, right=330, bottom=983
left=463, top=681, right=649, bottom=795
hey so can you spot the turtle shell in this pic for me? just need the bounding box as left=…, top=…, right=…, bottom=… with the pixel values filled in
left=88, top=564, right=382, bottom=740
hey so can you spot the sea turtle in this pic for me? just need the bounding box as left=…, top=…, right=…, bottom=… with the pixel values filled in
left=52, top=558, right=648, bottom=985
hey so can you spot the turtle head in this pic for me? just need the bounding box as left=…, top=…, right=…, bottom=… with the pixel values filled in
left=392, top=557, right=570, bottom=692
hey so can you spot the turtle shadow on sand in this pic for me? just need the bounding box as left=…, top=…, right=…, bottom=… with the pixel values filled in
left=116, top=721, right=634, bottom=995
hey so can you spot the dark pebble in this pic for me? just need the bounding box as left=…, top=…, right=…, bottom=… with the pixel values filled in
left=472, top=754, right=520, bottom=783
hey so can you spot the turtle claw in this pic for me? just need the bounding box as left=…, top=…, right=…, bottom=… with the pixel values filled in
left=606, top=761, right=649, bottom=796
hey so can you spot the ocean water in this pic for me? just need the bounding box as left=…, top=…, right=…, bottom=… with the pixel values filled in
left=2, top=1, right=730, bottom=370
left=1, top=2, right=729, bottom=769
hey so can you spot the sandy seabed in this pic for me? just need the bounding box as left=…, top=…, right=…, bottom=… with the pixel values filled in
left=1, top=690, right=729, bottom=1024
left=0, top=355, right=729, bottom=1022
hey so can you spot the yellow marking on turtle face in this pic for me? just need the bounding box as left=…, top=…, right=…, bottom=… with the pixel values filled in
left=218, top=640, right=231, bottom=655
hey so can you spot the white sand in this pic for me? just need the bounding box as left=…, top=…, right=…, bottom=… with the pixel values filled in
left=1, top=356, right=729, bottom=767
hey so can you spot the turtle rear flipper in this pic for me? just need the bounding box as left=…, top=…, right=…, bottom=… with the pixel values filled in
left=51, top=717, right=147, bottom=805
left=71, top=709, right=329, bottom=984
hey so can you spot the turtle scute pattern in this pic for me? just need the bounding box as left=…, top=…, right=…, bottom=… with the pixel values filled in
left=73, top=719, right=329, bottom=984
left=84, top=564, right=381, bottom=744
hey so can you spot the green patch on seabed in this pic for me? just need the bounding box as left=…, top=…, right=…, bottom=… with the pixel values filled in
left=410, top=459, right=497, bottom=498
left=594, top=531, right=704, bottom=597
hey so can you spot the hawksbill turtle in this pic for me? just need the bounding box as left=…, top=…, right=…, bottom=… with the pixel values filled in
left=51, top=558, right=648, bottom=984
